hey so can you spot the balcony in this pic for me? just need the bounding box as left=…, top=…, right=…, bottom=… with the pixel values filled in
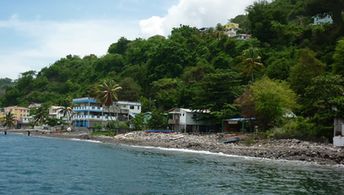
left=72, top=115, right=117, bottom=121
left=73, top=106, right=103, bottom=112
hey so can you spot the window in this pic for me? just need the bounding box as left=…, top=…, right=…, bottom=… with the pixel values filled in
left=130, top=105, right=134, bottom=109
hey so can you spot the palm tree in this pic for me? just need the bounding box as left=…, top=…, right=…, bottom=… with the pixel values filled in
left=58, top=106, right=74, bottom=130
left=33, top=106, right=48, bottom=126
left=3, top=112, right=16, bottom=129
left=93, top=80, right=122, bottom=128
left=240, top=47, right=264, bottom=81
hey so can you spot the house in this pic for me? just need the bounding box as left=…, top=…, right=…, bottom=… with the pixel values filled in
left=223, top=118, right=255, bottom=132
left=113, top=101, right=141, bottom=120
left=49, top=106, right=65, bottom=120
left=236, top=34, right=251, bottom=40
left=28, top=103, right=41, bottom=109
left=168, top=108, right=214, bottom=133
left=313, top=14, right=333, bottom=25
left=4, top=106, right=30, bottom=128
left=224, top=23, right=239, bottom=37
left=334, top=118, right=344, bottom=147
left=72, top=97, right=141, bottom=128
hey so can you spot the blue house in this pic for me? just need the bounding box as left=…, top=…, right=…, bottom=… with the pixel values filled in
left=72, top=97, right=104, bottom=128
left=72, top=97, right=142, bottom=129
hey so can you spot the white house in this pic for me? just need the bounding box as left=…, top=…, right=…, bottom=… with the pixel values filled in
left=114, top=101, right=141, bottom=119
left=49, top=106, right=65, bottom=120
left=313, top=14, right=333, bottom=25
left=168, top=108, right=213, bottom=133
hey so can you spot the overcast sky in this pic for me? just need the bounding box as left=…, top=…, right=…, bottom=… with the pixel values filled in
left=0, top=0, right=255, bottom=79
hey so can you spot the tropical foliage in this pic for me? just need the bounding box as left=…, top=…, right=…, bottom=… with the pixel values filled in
left=3, top=112, right=16, bottom=129
left=0, top=0, right=344, bottom=141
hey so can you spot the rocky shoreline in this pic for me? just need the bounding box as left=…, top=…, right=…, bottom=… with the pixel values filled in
left=26, top=130, right=344, bottom=166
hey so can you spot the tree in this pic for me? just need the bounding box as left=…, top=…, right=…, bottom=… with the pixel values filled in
left=3, top=112, right=15, bottom=129
left=289, top=49, right=325, bottom=96
left=238, top=77, right=298, bottom=129
left=230, top=15, right=250, bottom=33
left=266, top=47, right=297, bottom=80
left=93, top=80, right=122, bottom=128
left=108, top=37, right=131, bottom=55
left=131, top=113, right=146, bottom=130
left=239, top=47, right=264, bottom=81
left=152, top=78, right=182, bottom=110
left=304, top=74, right=344, bottom=138
left=247, top=1, right=275, bottom=43
left=32, top=105, right=49, bottom=126
left=193, top=70, right=243, bottom=121
left=58, top=106, right=74, bottom=129
left=118, top=77, right=141, bottom=101
left=148, top=109, right=168, bottom=129
left=333, top=38, right=344, bottom=76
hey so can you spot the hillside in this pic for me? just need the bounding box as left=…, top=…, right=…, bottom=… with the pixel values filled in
left=1, top=0, right=343, bottom=141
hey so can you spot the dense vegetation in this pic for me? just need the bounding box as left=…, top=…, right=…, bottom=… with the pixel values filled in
left=1, top=0, right=344, bottom=141
left=0, top=78, right=13, bottom=97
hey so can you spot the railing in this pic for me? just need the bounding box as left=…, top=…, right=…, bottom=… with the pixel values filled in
left=72, top=115, right=117, bottom=121
left=73, top=106, right=103, bottom=112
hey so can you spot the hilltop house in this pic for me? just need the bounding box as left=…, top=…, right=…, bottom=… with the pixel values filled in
left=72, top=97, right=141, bottom=128
left=313, top=14, right=333, bottom=25
left=224, top=23, right=240, bottom=37
left=168, top=108, right=214, bottom=133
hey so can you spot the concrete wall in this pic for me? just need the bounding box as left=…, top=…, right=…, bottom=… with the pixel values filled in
left=334, top=136, right=344, bottom=147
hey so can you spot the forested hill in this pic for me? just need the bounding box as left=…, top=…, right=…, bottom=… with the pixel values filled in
left=0, top=78, right=13, bottom=97
left=1, top=0, right=344, bottom=139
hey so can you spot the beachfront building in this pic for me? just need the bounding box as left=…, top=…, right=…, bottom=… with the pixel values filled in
left=313, top=14, right=333, bottom=25
left=114, top=101, right=141, bottom=120
left=4, top=106, right=30, bottom=127
left=49, top=106, right=65, bottom=119
left=72, top=97, right=141, bottom=128
left=223, top=118, right=255, bottom=132
left=334, top=118, right=344, bottom=147
left=168, top=108, right=214, bottom=133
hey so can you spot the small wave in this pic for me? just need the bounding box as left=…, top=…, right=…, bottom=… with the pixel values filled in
left=69, top=138, right=102, bottom=143
left=129, top=145, right=344, bottom=168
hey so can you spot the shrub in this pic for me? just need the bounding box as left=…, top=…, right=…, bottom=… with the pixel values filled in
left=268, top=117, right=316, bottom=140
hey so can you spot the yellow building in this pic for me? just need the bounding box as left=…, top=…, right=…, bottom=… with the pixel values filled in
left=4, top=106, right=29, bottom=123
left=224, top=23, right=239, bottom=37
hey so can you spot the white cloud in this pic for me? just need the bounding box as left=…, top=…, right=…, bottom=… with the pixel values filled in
left=139, top=0, right=255, bottom=37
left=0, top=17, right=139, bottom=79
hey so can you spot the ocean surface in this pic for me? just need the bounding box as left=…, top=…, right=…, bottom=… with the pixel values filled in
left=0, top=134, right=343, bottom=195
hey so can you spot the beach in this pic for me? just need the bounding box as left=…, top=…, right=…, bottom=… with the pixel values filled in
left=18, top=130, right=344, bottom=166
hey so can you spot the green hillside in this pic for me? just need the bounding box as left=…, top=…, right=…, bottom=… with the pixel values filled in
left=1, top=0, right=344, bottom=140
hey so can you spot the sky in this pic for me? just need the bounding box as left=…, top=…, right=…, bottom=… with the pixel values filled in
left=0, top=0, right=255, bottom=79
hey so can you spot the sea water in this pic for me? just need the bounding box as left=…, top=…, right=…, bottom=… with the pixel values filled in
left=0, top=134, right=343, bottom=194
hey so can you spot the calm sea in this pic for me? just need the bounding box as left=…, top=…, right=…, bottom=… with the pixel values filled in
left=0, top=134, right=343, bottom=194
